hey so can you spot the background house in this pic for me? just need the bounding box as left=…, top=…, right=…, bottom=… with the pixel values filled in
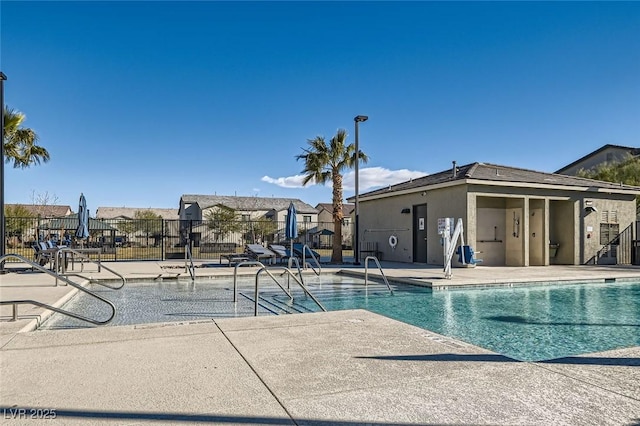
left=312, top=203, right=354, bottom=249
left=5, top=203, right=73, bottom=218
left=95, top=207, right=180, bottom=247
left=178, top=195, right=318, bottom=246
left=350, top=162, right=640, bottom=266
left=95, top=207, right=179, bottom=220
left=555, top=144, right=640, bottom=176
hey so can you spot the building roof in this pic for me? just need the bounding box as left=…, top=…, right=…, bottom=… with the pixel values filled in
left=5, top=204, right=73, bottom=218
left=316, top=203, right=355, bottom=215
left=555, top=144, right=640, bottom=174
left=351, top=162, right=640, bottom=200
left=180, top=195, right=318, bottom=214
left=40, top=214, right=117, bottom=231
left=95, top=207, right=179, bottom=220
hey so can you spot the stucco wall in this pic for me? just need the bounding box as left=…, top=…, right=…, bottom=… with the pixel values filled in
left=582, top=195, right=637, bottom=263
left=359, top=194, right=417, bottom=262
left=359, top=184, right=468, bottom=264
left=559, top=147, right=635, bottom=176
left=475, top=197, right=506, bottom=266
left=359, top=181, right=638, bottom=266
left=528, top=199, right=545, bottom=266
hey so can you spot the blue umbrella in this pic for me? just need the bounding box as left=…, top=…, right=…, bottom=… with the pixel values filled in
left=75, top=193, right=89, bottom=244
left=285, top=202, right=298, bottom=256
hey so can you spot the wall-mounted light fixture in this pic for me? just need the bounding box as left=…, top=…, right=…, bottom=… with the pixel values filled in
left=401, top=208, right=411, bottom=214
left=584, top=200, right=597, bottom=214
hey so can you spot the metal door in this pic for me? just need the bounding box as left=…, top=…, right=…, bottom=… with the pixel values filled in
left=413, top=204, right=428, bottom=263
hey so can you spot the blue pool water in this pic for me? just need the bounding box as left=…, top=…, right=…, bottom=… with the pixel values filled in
left=41, top=275, right=640, bottom=362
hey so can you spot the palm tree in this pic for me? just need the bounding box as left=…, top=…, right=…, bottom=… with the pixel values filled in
left=297, top=128, right=368, bottom=263
left=3, top=107, right=50, bottom=168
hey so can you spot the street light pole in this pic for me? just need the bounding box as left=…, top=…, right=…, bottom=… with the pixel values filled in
left=0, top=72, right=7, bottom=273
left=353, top=115, right=368, bottom=266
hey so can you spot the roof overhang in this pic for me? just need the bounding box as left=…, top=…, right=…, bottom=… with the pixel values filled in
left=353, top=178, right=640, bottom=203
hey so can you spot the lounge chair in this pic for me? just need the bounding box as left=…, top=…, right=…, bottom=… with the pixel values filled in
left=245, top=244, right=277, bottom=264
left=32, top=241, right=58, bottom=268
left=268, top=244, right=295, bottom=264
left=220, top=253, right=251, bottom=267
left=292, top=243, right=321, bottom=262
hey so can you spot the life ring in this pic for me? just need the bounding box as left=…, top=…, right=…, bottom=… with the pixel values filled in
left=388, top=235, right=398, bottom=249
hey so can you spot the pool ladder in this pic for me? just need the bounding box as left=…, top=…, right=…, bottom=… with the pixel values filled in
left=300, top=244, right=321, bottom=275
left=231, top=261, right=326, bottom=315
left=364, top=256, right=393, bottom=294
left=0, top=253, right=123, bottom=325
left=184, top=242, right=195, bottom=280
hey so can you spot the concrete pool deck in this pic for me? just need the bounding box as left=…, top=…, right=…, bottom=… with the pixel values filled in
left=1, top=261, right=639, bottom=424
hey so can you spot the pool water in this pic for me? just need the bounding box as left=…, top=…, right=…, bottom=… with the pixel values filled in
left=40, top=275, right=640, bottom=362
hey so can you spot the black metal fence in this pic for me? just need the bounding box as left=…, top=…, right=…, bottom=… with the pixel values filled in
left=3, top=217, right=353, bottom=262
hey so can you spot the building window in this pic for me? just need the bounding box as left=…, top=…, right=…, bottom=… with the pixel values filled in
left=600, top=223, right=619, bottom=245
left=303, top=216, right=311, bottom=223
left=241, top=214, right=250, bottom=221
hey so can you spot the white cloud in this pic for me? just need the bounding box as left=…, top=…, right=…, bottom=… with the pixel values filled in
left=261, top=174, right=317, bottom=188
left=262, top=167, right=426, bottom=192
left=343, top=167, right=427, bottom=191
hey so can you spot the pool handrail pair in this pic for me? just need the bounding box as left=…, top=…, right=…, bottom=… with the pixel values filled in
left=55, top=247, right=126, bottom=290
left=231, top=260, right=326, bottom=315
left=0, top=253, right=118, bottom=326
left=254, top=266, right=326, bottom=316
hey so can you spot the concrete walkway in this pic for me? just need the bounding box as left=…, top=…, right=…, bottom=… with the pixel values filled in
left=1, top=261, right=639, bottom=425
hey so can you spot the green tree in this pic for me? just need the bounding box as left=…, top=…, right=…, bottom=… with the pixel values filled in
left=4, top=205, right=35, bottom=246
left=117, top=210, right=163, bottom=247
left=205, top=204, right=242, bottom=242
left=576, top=155, right=640, bottom=214
left=3, top=107, right=50, bottom=168
left=296, top=128, right=368, bottom=263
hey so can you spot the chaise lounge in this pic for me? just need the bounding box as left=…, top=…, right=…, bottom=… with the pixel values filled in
left=219, top=253, right=251, bottom=267
left=268, top=244, right=295, bottom=264
left=245, top=244, right=277, bottom=264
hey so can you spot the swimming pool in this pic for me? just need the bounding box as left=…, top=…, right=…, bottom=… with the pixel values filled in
left=40, top=274, right=640, bottom=362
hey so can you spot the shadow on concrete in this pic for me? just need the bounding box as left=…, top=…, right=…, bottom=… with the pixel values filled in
left=0, top=407, right=456, bottom=425
left=486, top=315, right=640, bottom=327
left=355, top=353, right=640, bottom=367
left=354, top=353, right=519, bottom=362
left=539, top=357, right=640, bottom=366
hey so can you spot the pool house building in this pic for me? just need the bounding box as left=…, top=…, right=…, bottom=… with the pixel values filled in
left=350, top=162, right=640, bottom=267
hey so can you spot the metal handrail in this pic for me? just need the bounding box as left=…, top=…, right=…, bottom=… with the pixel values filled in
left=286, top=256, right=305, bottom=288
left=233, top=260, right=284, bottom=302
left=185, top=242, right=195, bottom=280
left=255, top=266, right=326, bottom=316
left=55, top=248, right=126, bottom=289
left=364, top=256, right=393, bottom=294
left=301, top=244, right=321, bottom=275
left=0, top=254, right=117, bottom=325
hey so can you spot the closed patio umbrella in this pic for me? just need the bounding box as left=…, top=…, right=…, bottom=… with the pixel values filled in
left=75, top=193, right=89, bottom=246
left=285, top=202, right=298, bottom=257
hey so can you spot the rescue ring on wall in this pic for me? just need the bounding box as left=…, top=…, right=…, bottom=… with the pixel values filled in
left=388, top=235, right=398, bottom=249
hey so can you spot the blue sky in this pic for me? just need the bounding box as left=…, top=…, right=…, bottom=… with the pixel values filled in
left=2, top=1, right=639, bottom=212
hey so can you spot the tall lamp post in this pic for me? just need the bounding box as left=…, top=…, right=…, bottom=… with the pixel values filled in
left=353, top=115, right=368, bottom=265
left=0, top=72, right=6, bottom=273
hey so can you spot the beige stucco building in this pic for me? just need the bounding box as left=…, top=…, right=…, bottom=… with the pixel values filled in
left=555, top=144, right=639, bottom=176
left=349, top=162, right=640, bottom=267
